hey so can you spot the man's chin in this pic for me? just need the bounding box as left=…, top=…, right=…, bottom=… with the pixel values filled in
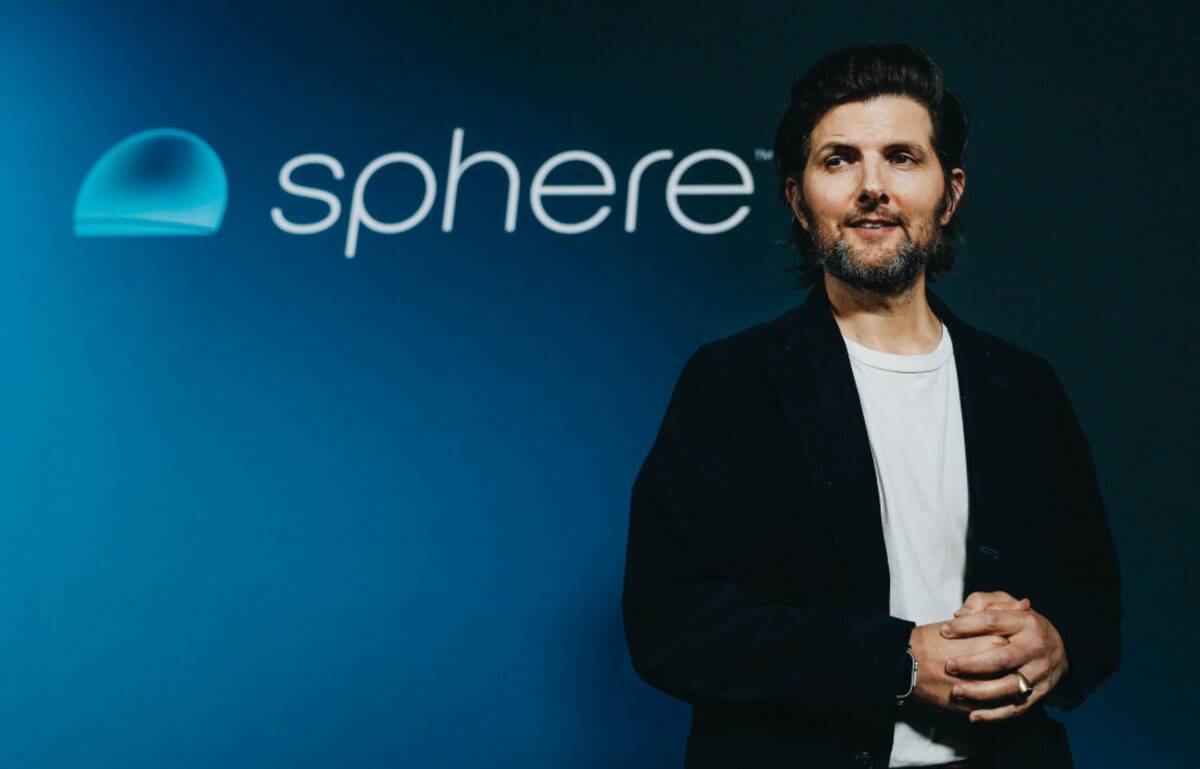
left=819, top=244, right=923, bottom=296
left=831, top=272, right=920, bottom=297
left=832, top=247, right=906, bottom=277
left=848, top=249, right=903, bottom=272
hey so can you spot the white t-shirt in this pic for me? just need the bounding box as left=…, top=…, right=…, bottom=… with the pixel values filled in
left=841, top=322, right=979, bottom=767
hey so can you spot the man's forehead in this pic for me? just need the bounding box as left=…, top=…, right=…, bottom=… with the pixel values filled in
left=810, top=95, right=934, bottom=149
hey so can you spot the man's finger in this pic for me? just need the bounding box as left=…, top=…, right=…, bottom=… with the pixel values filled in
left=945, top=645, right=1024, bottom=676
left=969, top=680, right=1042, bottom=723
left=941, top=609, right=1028, bottom=639
left=954, top=596, right=1029, bottom=617
left=950, top=669, right=1036, bottom=704
left=969, top=702, right=1026, bottom=723
left=956, top=591, right=1018, bottom=616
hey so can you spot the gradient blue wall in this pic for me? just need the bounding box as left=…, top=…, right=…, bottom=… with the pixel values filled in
left=2, top=2, right=1193, bottom=767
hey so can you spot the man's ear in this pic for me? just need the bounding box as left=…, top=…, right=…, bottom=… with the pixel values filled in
left=939, top=168, right=966, bottom=226
left=785, top=177, right=809, bottom=231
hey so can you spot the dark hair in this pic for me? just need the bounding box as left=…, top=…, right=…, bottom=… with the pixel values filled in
left=773, top=44, right=969, bottom=287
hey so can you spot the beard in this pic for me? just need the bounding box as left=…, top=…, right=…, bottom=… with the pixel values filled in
left=807, top=221, right=950, bottom=296
left=793, top=190, right=955, bottom=296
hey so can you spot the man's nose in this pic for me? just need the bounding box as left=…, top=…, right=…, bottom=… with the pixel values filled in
left=858, top=158, right=889, bottom=204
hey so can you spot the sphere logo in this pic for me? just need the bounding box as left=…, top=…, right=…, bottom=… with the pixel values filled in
left=74, top=128, right=228, bottom=237
left=74, top=126, right=757, bottom=251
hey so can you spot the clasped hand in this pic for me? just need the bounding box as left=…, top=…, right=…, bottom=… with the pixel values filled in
left=909, top=591, right=1069, bottom=723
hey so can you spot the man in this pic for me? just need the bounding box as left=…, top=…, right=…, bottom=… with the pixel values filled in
left=621, top=44, right=1121, bottom=769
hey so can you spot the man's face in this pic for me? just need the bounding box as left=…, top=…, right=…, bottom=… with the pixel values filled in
left=785, top=95, right=965, bottom=295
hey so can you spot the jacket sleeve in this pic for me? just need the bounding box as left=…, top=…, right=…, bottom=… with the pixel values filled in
left=621, top=345, right=915, bottom=718
left=1033, top=364, right=1123, bottom=711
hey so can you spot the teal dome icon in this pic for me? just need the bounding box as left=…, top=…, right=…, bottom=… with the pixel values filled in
left=74, top=128, right=227, bottom=237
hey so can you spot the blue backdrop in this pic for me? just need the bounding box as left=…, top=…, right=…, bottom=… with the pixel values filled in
left=2, top=2, right=1194, bottom=767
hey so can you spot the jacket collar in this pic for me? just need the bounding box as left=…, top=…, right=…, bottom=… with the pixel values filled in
left=763, top=280, right=1015, bottom=610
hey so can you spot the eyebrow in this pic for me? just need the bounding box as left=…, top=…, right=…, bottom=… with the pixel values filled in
left=813, top=141, right=928, bottom=156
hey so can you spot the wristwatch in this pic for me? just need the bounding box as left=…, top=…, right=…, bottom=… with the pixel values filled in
left=896, top=645, right=918, bottom=706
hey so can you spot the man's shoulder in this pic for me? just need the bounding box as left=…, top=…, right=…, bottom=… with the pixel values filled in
left=960, top=323, right=1061, bottom=392
left=694, top=314, right=785, bottom=362
left=683, top=305, right=801, bottom=382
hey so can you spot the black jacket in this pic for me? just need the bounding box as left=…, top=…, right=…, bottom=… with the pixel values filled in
left=621, top=282, right=1122, bottom=769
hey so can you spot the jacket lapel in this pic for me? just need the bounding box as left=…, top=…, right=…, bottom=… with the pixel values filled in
left=763, top=282, right=1017, bottom=610
left=930, top=290, right=1020, bottom=601
left=764, top=283, right=891, bottom=611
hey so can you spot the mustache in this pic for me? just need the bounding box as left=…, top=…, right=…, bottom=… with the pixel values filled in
left=845, top=212, right=904, bottom=226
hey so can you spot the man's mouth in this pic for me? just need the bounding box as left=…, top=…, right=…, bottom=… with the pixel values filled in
left=849, top=218, right=900, bottom=229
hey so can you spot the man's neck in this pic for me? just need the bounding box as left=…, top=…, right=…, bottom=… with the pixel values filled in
left=824, top=272, right=944, bottom=355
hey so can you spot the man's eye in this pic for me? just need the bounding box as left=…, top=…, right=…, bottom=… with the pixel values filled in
left=892, top=153, right=916, bottom=165
left=825, top=156, right=846, bottom=168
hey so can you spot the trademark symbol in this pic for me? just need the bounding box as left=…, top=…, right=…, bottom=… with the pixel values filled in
left=754, top=148, right=774, bottom=161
